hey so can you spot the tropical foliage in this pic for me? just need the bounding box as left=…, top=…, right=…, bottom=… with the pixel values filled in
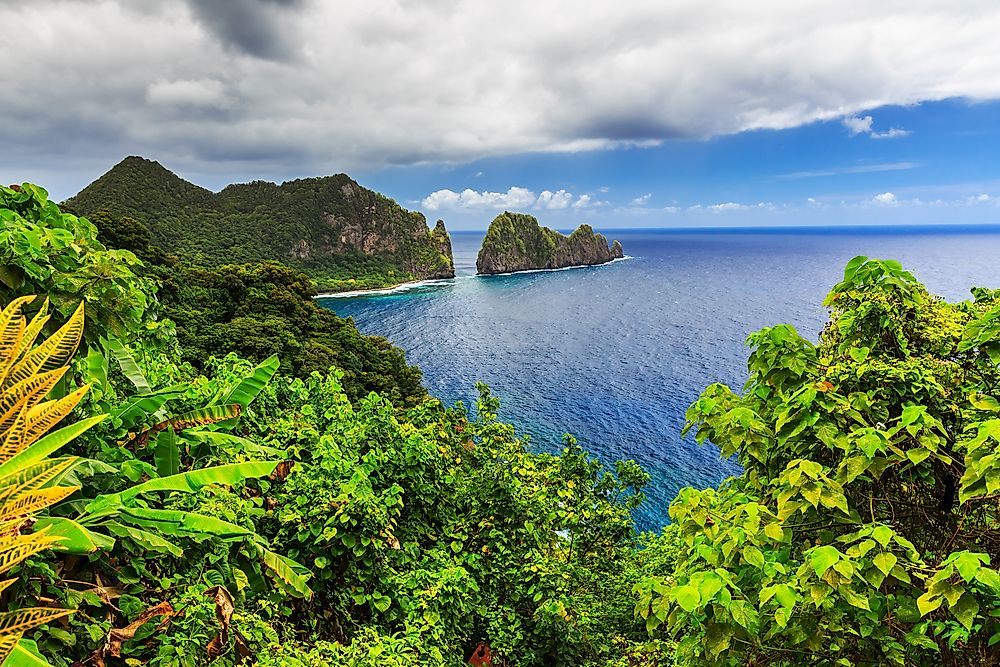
left=640, top=257, right=1000, bottom=666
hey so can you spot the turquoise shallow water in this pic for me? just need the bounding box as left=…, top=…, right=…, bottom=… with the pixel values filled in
left=319, top=226, right=1000, bottom=530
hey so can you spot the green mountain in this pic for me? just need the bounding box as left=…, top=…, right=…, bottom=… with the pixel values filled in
left=476, top=211, right=624, bottom=274
left=66, top=156, right=454, bottom=292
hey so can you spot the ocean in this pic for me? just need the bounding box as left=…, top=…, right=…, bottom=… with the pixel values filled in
left=318, top=226, right=1000, bottom=530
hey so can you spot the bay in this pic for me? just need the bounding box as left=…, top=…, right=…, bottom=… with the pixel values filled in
left=319, top=225, right=1000, bottom=529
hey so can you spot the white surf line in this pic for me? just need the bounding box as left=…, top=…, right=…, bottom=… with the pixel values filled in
left=479, top=255, right=636, bottom=278
left=316, top=277, right=460, bottom=299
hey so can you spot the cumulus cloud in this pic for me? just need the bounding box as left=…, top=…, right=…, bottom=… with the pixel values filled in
left=421, top=186, right=600, bottom=212
left=704, top=202, right=776, bottom=213
left=630, top=193, right=653, bottom=206
left=872, top=192, right=898, bottom=205
left=842, top=115, right=911, bottom=139
left=3, top=0, right=999, bottom=190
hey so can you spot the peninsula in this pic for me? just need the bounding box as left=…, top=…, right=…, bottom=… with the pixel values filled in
left=66, top=156, right=455, bottom=292
left=476, top=211, right=624, bottom=275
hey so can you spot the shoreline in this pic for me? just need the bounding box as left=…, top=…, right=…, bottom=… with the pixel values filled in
left=477, top=255, right=634, bottom=278
left=315, top=256, right=635, bottom=299
left=314, top=276, right=459, bottom=299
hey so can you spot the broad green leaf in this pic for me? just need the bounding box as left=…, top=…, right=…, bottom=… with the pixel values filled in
left=103, top=337, right=150, bottom=395
left=87, top=461, right=278, bottom=513
left=951, top=593, right=979, bottom=630
left=906, top=448, right=930, bottom=465
left=221, top=354, right=279, bottom=409
left=31, top=517, right=111, bottom=554
left=872, top=525, right=893, bottom=547
left=111, top=388, right=185, bottom=426
left=153, top=428, right=180, bottom=478
left=115, top=507, right=255, bottom=539
left=811, top=545, right=840, bottom=577
left=742, top=545, right=765, bottom=568
left=257, top=546, right=312, bottom=599
left=104, top=521, right=183, bottom=557
left=763, top=523, right=785, bottom=541
left=3, top=639, right=54, bottom=667
left=674, top=585, right=700, bottom=612
left=873, top=552, right=897, bottom=577
left=917, top=592, right=942, bottom=616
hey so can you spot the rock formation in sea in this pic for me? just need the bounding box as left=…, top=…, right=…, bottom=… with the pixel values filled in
left=476, top=211, right=624, bottom=275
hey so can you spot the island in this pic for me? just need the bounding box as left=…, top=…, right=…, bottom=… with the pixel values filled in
left=476, top=211, right=624, bottom=275
left=66, top=156, right=455, bottom=293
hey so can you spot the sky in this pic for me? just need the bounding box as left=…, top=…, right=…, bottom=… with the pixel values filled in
left=3, top=0, right=1000, bottom=229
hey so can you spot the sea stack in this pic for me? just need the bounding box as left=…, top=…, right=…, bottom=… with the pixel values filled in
left=476, top=212, right=624, bottom=275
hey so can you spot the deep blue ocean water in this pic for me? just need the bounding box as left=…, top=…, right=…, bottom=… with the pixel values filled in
left=318, top=226, right=1000, bottom=530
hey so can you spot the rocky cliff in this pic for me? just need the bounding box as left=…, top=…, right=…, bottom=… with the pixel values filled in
left=66, top=156, right=455, bottom=291
left=476, top=212, right=624, bottom=275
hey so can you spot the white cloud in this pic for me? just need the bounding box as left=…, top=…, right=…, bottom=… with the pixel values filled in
left=842, top=115, right=911, bottom=140
left=422, top=186, right=603, bottom=211
left=630, top=193, right=653, bottom=206
left=536, top=189, right=574, bottom=210
left=705, top=201, right=776, bottom=213
left=872, top=192, right=898, bottom=205
left=4, top=0, right=998, bottom=188
left=842, top=115, right=874, bottom=136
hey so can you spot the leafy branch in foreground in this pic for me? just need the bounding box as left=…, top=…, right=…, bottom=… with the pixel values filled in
left=639, top=257, right=1000, bottom=667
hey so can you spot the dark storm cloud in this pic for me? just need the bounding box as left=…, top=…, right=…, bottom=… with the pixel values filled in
left=182, top=0, right=307, bottom=60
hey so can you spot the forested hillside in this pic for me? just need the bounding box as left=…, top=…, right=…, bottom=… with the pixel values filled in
left=66, top=157, right=455, bottom=292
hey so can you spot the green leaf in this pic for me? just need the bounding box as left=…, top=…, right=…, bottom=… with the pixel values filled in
left=811, top=545, right=840, bottom=577
left=873, top=552, right=898, bottom=577
left=742, top=545, right=765, bottom=568
left=87, top=461, right=278, bottom=513
left=763, top=522, right=785, bottom=541
left=953, top=552, right=987, bottom=583
left=104, top=521, right=184, bottom=557
left=3, top=639, right=55, bottom=667
left=111, top=388, right=185, bottom=427
left=674, top=585, right=700, bottom=612
left=849, top=346, right=871, bottom=363
left=103, top=336, right=150, bottom=394
left=114, top=507, right=255, bottom=540
left=32, top=517, right=111, bottom=554
left=951, top=593, right=980, bottom=631
left=221, top=354, right=279, bottom=409
left=153, top=428, right=180, bottom=478
left=872, top=525, right=893, bottom=547
left=917, top=592, right=942, bottom=616
left=257, top=546, right=312, bottom=599
left=906, top=448, right=931, bottom=465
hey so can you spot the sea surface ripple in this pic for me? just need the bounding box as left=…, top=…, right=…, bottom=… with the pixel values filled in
left=319, top=226, right=1000, bottom=530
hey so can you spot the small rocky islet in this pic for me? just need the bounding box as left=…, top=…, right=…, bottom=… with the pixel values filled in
left=475, top=211, right=624, bottom=275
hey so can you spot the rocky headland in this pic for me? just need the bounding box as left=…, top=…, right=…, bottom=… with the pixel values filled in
left=476, top=211, right=624, bottom=275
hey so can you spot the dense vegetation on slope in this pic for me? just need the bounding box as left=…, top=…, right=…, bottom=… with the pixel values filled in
left=4, top=180, right=1000, bottom=666
left=476, top=212, right=623, bottom=275
left=66, top=157, right=455, bottom=292
left=85, top=208, right=426, bottom=406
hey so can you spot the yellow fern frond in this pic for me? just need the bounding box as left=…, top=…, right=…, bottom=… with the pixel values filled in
left=0, top=458, right=78, bottom=495
left=0, top=486, right=79, bottom=526
left=0, top=631, right=21, bottom=664
left=0, top=607, right=73, bottom=636
left=4, top=459, right=77, bottom=497
left=0, top=531, right=65, bottom=574
left=0, top=385, right=89, bottom=463
left=12, top=299, right=49, bottom=364
left=0, top=368, right=67, bottom=436
left=0, top=296, right=33, bottom=384
left=1, top=301, right=84, bottom=391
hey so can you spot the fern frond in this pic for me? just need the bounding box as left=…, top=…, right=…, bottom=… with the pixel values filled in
left=0, top=368, right=67, bottom=436
left=2, top=301, right=84, bottom=391
left=0, top=486, right=79, bottom=525
left=12, top=299, right=49, bottom=363
left=0, top=531, right=65, bottom=574
left=0, top=385, right=89, bottom=463
left=0, top=607, right=73, bottom=635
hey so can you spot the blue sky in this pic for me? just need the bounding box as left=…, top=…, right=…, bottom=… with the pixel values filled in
left=359, top=99, right=1000, bottom=229
left=5, top=2, right=1000, bottom=231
